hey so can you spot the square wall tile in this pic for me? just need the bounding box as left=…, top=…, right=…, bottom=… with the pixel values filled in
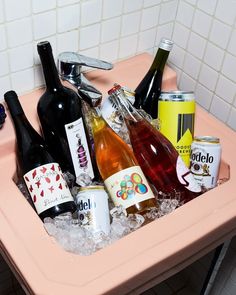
left=141, top=6, right=159, bottom=31
left=159, top=0, right=178, bottom=24
left=209, top=19, right=231, bottom=49
left=143, top=0, right=161, bottom=7
left=7, top=18, right=33, bottom=48
left=79, top=23, right=100, bottom=50
left=187, top=32, right=206, bottom=59
left=195, top=83, right=213, bottom=110
left=57, top=0, right=79, bottom=7
left=34, top=65, right=44, bottom=88
left=100, top=40, right=119, bottom=62
left=80, top=47, right=99, bottom=60
left=123, top=0, right=143, bottom=12
left=172, top=23, right=190, bottom=49
left=4, top=0, right=31, bottom=22
left=215, top=75, right=236, bottom=104
left=183, top=53, right=201, bottom=79
left=101, top=17, right=121, bottom=43
left=9, top=44, right=34, bottom=72
left=215, top=0, right=236, bottom=26
left=33, top=11, right=56, bottom=40
left=210, top=95, right=231, bottom=122
left=227, top=29, right=236, bottom=55
left=192, top=9, right=212, bottom=38
left=11, top=68, right=34, bottom=94
left=103, top=0, right=123, bottom=19
left=57, top=4, right=80, bottom=33
left=119, top=34, right=138, bottom=59
left=57, top=30, right=79, bottom=53
left=0, top=76, right=11, bottom=99
left=0, top=0, right=4, bottom=23
left=222, top=53, right=236, bottom=83
left=227, top=107, right=236, bottom=131
left=203, top=42, right=224, bottom=71
left=179, top=72, right=196, bottom=91
left=176, top=0, right=195, bottom=28
left=138, top=28, right=156, bottom=52
left=0, top=25, right=7, bottom=50
left=32, top=0, right=56, bottom=13
left=185, top=0, right=197, bottom=4
left=169, top=44, right=186, bottom=68
left=155, top=22, right=174, bottom=46
left=0, top=51, right=9, bottom=76
left=197, top=0, right=218, bottom=16
left=122, top=12, right=141, bottom=36
left=198, top=64, right=218, bottom=91
left=81, top=0, right=102, bottom=26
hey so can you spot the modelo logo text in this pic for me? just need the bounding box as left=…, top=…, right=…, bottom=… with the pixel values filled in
left=77, top=199, right=96, bottom=211
left=191, top=152, right=214, bottom=163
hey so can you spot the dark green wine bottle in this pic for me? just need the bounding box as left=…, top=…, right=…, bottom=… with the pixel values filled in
left=134, top=38, right=173, bottom=119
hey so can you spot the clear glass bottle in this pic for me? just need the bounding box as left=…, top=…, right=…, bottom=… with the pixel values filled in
left=134, top=38, right=174, bottom=119
left=4, top=90, right=76, bottom=220
left=108, top=84, right=202, bottom=205
left=90, top=107, right=158, bottom=215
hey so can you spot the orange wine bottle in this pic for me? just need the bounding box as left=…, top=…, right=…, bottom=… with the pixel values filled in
left=90, top=107, right=157, bottom=215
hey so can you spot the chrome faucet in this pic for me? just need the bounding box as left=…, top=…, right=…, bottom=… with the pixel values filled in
left=58, top=52, right=113, bottom=107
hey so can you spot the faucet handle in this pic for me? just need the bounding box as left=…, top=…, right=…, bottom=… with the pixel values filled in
left=58, top=52, right=113, bottom=78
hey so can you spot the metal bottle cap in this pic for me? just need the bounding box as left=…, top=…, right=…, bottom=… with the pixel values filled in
left=159, top=38, right=174, bottom=51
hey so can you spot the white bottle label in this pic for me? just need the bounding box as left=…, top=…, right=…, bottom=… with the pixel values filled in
left=24, top=163, right=74, bottom=215
left=65, top=118, right=94, bottom=180
left=104, top=166, right=155, bottom=209
left=176, top=156, right=201, bottom=193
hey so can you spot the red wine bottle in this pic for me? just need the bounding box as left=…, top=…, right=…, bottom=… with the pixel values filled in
left=4, top=91, right=76, bottom=220
left=37, top=41, right=96, bottom=183
left=134, top=38, right=173, bottom=119
left=108, top=85, right=202, bottom=204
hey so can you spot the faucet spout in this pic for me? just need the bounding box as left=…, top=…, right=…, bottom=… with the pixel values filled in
left=57, top=52, right=113, bottom=107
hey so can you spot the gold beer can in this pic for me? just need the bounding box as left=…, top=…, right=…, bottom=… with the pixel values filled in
left=158, top=91, right=195, bottom=167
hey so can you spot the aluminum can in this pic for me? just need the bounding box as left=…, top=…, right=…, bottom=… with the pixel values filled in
left=75, top=185, right=110, bottom=235
left=158, top=91, right=195, bottom=167
left=190, top=136, right=221, bottom=189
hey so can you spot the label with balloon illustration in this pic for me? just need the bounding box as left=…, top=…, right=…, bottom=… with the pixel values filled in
left=24, top=163, right=74, bottom=214
left=104, top=166, right=155, bottom=209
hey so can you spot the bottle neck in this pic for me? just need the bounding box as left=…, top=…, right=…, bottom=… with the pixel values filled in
left=90, top=107, right=107, bottom=134
left=39, top=49, right=62, bottom=91
left=150, top=47, right=170, bottom=73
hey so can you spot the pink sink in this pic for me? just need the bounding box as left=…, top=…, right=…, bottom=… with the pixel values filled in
left=0, top=53, right=234, bottom=295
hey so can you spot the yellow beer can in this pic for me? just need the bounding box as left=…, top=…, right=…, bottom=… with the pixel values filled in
left=158, top=91, right=195, bottom=167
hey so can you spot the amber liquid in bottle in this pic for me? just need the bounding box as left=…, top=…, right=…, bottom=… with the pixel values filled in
left=91, top=109, right=157, bottom=215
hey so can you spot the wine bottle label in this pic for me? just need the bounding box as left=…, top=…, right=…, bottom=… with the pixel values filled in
left=104, top=166, right=155, bottom=209
left=65, top=118, right=94, bottom=180
left=23, top=163, right=74, bottom=215
left=176, top=156, right=201, bottom=193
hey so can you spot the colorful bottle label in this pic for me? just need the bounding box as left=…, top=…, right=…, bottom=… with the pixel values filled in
left=176, top=156, right=201, bottom=193
left=104, top=166, right=155, bottom=209
left=24, top=163, right=74, bottom=215
left=65, top=118, right=94, bottom=180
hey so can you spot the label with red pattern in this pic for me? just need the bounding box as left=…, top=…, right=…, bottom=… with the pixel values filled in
left=24, top=163, right=74, bottom=214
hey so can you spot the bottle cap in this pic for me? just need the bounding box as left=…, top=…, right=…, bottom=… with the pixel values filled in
left=108, top=84, right=122, bottom=95
left=37, top=41, right=52, bottom=55
left=159, top=38, right=174, bottom=51
left=4, top=90, right=24, bottom=116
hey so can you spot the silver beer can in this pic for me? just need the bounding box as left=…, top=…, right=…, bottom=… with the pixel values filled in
left=75, top=185, right=110, bottom=235
left=190, top=136, right=221, bottom=189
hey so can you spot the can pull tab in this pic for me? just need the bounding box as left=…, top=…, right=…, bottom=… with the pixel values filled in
left=58, top=52, right=113, bottom=107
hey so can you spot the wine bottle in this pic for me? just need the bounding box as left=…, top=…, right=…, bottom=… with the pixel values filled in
left=4, top=90, right=77, bottom=220
left=134, top=38, right=173, bottom=119
left=37, top=41, right=95, bottom=184
left=90, top=107, right=158, bottom=215
left=108, top=85, right=202, bottom=204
